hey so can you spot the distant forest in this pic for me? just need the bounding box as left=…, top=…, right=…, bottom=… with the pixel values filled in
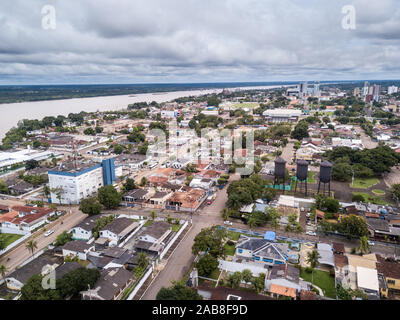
left=0, top=82, right=296, bottom=104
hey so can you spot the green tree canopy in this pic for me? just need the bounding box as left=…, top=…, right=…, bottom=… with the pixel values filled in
left=97, top=185, right=122, bottom=210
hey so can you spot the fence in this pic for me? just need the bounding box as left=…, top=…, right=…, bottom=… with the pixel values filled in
left=0, top=233, right=31, bottom=256
left=159, top=220, right=189, bottom=260
left=126, top=266, right=154, bottom=300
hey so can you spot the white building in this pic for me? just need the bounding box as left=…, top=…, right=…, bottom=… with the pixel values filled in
left=263, top=109, right=302, bottom=123
left=0, top=149, right=59, bottom=171
left=388, top=86, right=398, bottom=95
left=48, top=158, right=115, bottom=205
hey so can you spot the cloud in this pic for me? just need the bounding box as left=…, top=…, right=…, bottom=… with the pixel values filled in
left=0, top=0, right=399, bottom=84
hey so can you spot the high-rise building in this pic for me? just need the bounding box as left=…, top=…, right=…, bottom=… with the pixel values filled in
left=353, top=87, right=360, bottom=97
left=388, top=86, right=399, bottom=95
left=313, top=82, right=320, bottom=97
left=363, top=81, right=370, bottom=96
left=300, top=82, right=308, bottom=97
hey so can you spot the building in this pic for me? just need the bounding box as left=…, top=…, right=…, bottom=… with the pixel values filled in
left=235, top=236, right=288, bottom=266
left=357, top=266, right=380, bottom=298
left=61, top=240, right=96, bottom=260
left=388, top=86, right=398, bottom=95
left=48, top=158, right=115, bottom=204
left=0, top=149, right=58, bottom=171
left=135, top=221, right=172, bottom=254
left=376, top=255, right=400, bottom=295
left=262, top=109, right=302, bottom=123
left=70, top=215, right=104, bottom=241
left=81, top=268, right=134, bottom=300
left=99, top=217, right=139, bottom=247
left=0, top=205, right=54, bottom=235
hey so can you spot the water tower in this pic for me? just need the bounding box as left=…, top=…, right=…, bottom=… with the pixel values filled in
left=274, top=157, right=287, bottom=193
left=318, top=161, right=333, bottom=195
left=294, top=160, right=309, bottom=196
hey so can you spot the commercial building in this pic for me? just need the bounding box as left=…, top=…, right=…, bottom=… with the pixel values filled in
left=263, top=109, right=302, bottom=123
left=48, top=158, right=116, bottom=204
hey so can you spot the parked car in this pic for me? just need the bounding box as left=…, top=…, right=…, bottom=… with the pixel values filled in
left=367, top=240, right=375, bottom=246
left=224, top=221, right=233, bottom=226
left=44, top=230, right=54, bottom=237
left=306, top=231, right=317, bottom=236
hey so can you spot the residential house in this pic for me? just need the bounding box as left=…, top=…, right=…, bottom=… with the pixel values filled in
left=70, top=215, right=103, bottom=241
left=121, top=188, right=152, bottom=207
left=357, top=266, right=380, bottom=298
left=144, top=191, right=172, bottom=209
left=135, top=221, right=172, bottom=255
left=54, top=262, right=82, bottom=280
left=81, top=268, right=134, bottom=300
left=62, top=240, right=96, bottom=260
left=235, top=236, right=288, bottom=266
left=166, top=187, right=207, bottom=212
left=99, top=218, right=139, bottom=247
left=376, top=255, right=400, bottom=296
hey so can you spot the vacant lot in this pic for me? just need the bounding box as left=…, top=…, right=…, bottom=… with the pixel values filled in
left=300, top=268, right=336, bottom=298
left=0, top=233, right=23, bottom=248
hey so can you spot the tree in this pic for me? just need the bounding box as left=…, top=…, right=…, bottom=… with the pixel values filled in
left=358, top=236, right=370, bottom=255
left=227, top=271, right=242, bottom=289
left=156, top=281, right=203, bottom=300
left=51, top=187, right=64, bottom=204
left=25, top=159, right=39, bottom=170
left=332, top=162, right=353, bottom=182
left=241, top=269, right=253, bottom=284
left=352, top=194, right=365, bottom=202
left=137, top=252, right=149, bottom=270
left=43, top=185, right=51, bottom=198
left=123, top=178, right=137, bottom=191
left=192, top=227, right=227, bottom=258
left=251, top=273, right=266, bottom=293
left=196, top=254, right=219, bottom=277
left=389, top=184, right=400, bottom=203
left=291, top=121, right=309, bottom=141
left=55, top=231, right=72, bottom=247
left=306, top=250, right=321, bottom=284
left=57, top=268, right=100, bottom=299
left=25, top=240, right=38, bottom=257
left=113, top=144, right=125, bottom=155
left=266, top=207, right=281, bottom=231
left=221, top=208, right=230, bottom=221
left=0, top=179, right=9, bottom=195
left=0, top=265, right=8, bottom=283
left=150, top=210, right=156, bottom=221
left=20, top=274, right=61, bottom=300
left=79, top=197, right=102, bottom=216
left=97, top=185, right=122, bottom=210
left=337, top=215, right=369, bottom=238
left=140, top=177, right=147, bottom=187
left=83, top=127, right=96, bottom=135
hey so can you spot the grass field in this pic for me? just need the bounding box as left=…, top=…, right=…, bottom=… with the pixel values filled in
left=0, top=233, right=23, bottom=248
left=308, top=171, right=316, bottom=184
left=350, top=177, right=379, bottom=189
left=352, top=192, right=388, bottom=205
left=300, top=268, right=336, bottom=298
left=171, top=224, right=182, bottom=232
left=144, top=220, right=154, bottom=227
left=372, top=189, right=385, bottom=196
left=224, top=242, right=236, bottom=256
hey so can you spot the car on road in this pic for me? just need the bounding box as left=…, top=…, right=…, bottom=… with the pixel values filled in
left=224, top=221, right=233, bottom=226
left=1, top=196, right=7, bottom=200
left=367, top=240, right=375, bottom=246
left=306, top=231, right=317, bottom=236
left=44, top=230, right=54, bottom=237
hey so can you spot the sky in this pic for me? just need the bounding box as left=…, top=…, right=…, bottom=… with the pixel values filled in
left=0, top=0, right=400, bottom=85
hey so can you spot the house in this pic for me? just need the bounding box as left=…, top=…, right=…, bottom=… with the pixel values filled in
left=80, top=268, right=134, bottom=300
left=122, top=188, right=152, bottom=206
left=62, top=240, right=96, bottom=260
left=70, top=215, right=103, bottom=241
left=166, top=187, right=207, bottom=212
left=197, top=282, right=275, bottom=300
left=135, top=221, right=172, bottom=255
left=99, top=217, right=139, bottom=246
left=189, top=177, right=214, bottom=191
left=145, top=191, right=172, bottom=209
left=235, top=236, right=288, bottom=266
left=357, top=266, right=380, bottom=298
left=265, top=264, right=306, bottom=297
left=376, top=255, right=400, bottom=295
left=54, top=262, right=82, bottom=280
left=347, top=253, right=377, bottom=290
left=101, top=247, right=139, bottom=271
left=317, top=243, right=335, bottom=268
left=5, top=253, right=61, bottom=290
left=0, top=205, right=54, bottom=235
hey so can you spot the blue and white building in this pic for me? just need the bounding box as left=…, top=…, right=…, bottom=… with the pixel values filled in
left=48, top=158, right=116, bottom=204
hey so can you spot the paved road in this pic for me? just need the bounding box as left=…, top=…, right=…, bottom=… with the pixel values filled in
left=0, top=203, right=86, bottom=274
left=355, top=125, right=378, bottom=149
left=141, top=174, right=240, bottom=300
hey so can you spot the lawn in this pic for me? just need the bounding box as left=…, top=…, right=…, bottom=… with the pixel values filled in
left=144, top=220, right=154, bottom=227
left=224, top=243, right=236, bottom=256
left=308, top=171, right=316, bottom=184
left=350, top=177, right=379, bottom=189
left=372, top=189, right=385, bottom=196
left=300, top=268, right=336, bottom=299
left=0, top=233, right=23, bottom=247
left=226, top=231, right=241, bottom=241
left=352, top=192, right=389, bottom=205
left=171, top=224, right=182, bottom=232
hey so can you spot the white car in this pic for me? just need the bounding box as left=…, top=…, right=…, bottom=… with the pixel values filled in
left=224, top=221, right=233, bottom=226
left=306, top=231, right=317, bottom=236
left=367, top=240, right=375, bottom=246
left=44, top=230, right=54, bottom=237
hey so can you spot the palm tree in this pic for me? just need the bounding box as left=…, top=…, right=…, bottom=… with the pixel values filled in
left=247, top=217, right=257, bottom=230
left=358, top=236, right=370, bottom=255
left=221, top=208, right=229, bottom=221
left=25, top=240, right=38, bottom=258
left=43, top=185, right=51, bottom=198
left=306, top=249, right=321, bottom=284
left=150, top=210, right=156, bottom=221
left=0, top=264, right=8, bottom=283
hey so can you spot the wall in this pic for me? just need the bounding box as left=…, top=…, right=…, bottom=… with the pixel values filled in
left=0, top=233, right=31, bottom=255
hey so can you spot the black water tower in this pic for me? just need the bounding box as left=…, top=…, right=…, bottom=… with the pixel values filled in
left=318, top=160, right=333, bottom=195
left=274, top=157, right=286, bottom=178
left=296, top=160, right=309, bottom=181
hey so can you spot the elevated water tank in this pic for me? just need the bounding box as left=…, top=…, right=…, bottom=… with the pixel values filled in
left=319, top=161, right=333, bottom=183
left=296, top=160, right=309, bottom=181
left=274, top=157, right=286, bottom=178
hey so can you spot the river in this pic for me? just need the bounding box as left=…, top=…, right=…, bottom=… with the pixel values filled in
left=0, top=85, right=287, bottom=139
